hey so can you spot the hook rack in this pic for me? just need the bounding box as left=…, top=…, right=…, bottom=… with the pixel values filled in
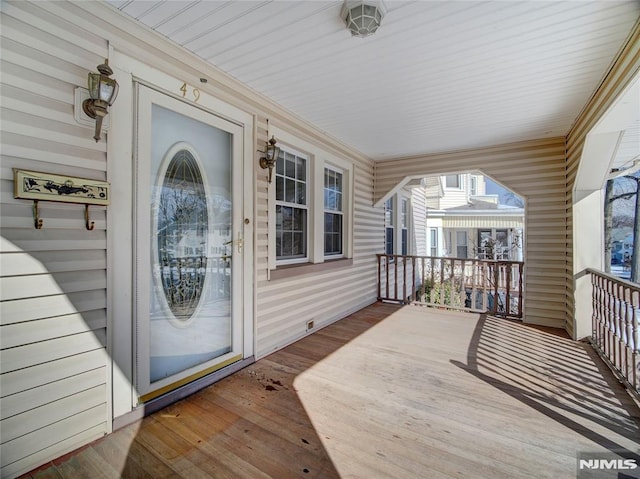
left=13, top=169, right=110, bottom=231
left=33, top=200, right=43, bottom=229
left=85, top=204, right=95, bottom=231
left=31, top=200, right=97, bottom=230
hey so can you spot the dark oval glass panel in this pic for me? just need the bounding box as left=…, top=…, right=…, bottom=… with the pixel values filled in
left=157, top=149, right=208, bottom=320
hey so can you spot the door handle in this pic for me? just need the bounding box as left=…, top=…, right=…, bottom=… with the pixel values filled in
left=224, top=233, right=244, bottom=253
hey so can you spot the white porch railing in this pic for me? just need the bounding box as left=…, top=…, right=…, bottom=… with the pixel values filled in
left=587, top=268, right=640, bottom=397
left=377, top=254, right=523, bottom=319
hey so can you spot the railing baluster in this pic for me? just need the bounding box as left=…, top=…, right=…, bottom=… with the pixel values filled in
left=412, top=256, right=417, bottom=303
left=586, top=268, right=640, bottom=399
left=377, top=254, right=382, bottom=300
left=385, top=254, right=390, bottom=300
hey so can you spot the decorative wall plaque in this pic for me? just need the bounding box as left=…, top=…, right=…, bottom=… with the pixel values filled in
left=13, top=169, right=110, bottom=206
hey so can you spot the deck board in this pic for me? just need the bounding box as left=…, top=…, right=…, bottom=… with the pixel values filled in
left=20, top=302, right=640, bottom=478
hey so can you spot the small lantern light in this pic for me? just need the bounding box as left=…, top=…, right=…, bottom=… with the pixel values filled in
left=342, top=1, right=385, bottom=38
left=82, top=59, right=119, bottom=142
left=259, top=136, right=281, bottom=184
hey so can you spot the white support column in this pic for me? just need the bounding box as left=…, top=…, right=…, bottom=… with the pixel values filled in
left=573, top=189, right=604, bottom=339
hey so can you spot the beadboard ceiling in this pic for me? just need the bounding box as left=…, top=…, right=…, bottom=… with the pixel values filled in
left=107, top=0, right=640, bottom=162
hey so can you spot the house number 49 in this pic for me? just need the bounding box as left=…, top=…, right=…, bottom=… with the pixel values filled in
left=180, top=82, right=200, bottom=103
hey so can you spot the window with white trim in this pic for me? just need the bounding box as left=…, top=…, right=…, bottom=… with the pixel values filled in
left=456, top=231, right=468, bottom=258
left=275, top=149, right=308, bottom=262
left=267, top=126, right=354, bottom=274
left=401, top=198, right=408, bottom=255
left=324, top=167, right=343, bottom=257
left=430, top=228, right=438, bottom=257
left=445, top=174, right=460, bottom=188
left=385, top=197, right=394, bottom=255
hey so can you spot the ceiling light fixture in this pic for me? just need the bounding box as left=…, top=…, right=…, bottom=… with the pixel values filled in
left=342, top=0, right=385, bottom=38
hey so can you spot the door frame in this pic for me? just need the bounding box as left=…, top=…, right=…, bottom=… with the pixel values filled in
left=134, top=83, right=246, bottom=402
left=107, top=51, right=255, bottom=416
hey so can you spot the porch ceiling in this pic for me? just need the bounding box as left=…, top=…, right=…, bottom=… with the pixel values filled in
left=107, top=1, right=640, bottom=161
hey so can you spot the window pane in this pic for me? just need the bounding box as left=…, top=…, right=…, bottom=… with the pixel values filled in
left=385, top=227, right=394, bottom=255
left=324, top=212, right=342, bottom=255
left=285, top=179, right=296, bottom=203
left=297, top=156, right=306, bottom=181
left=296, top=181, right=306, bottom=205
left=276, top=153, right=284, bottom=175
left=282, top=206, right=292, bottom=230
left=294, top=208, right=305, bottom=231
left=282, top=232, right=292, bottom=257
left=275, top=175, right=284, bottom=201
left=293, top=232, right=305, bottom=256
left=401, top=229, right=408, bottom=255
left=285, top=154, right=296, bottom=177
left=445, top=175, right=459, bottom=188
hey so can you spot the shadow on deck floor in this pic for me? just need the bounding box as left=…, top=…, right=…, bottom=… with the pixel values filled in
left=24, top=302, right=640, bottom=479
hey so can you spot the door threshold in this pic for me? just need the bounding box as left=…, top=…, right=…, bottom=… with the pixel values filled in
left=113, top=356, right=255, bottom=431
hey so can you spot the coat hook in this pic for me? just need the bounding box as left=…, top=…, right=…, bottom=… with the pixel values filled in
left=33, top=200, right=44, bottom=229
left=85, top=204, right=95, bottom=230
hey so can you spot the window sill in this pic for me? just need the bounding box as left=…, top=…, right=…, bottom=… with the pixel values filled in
left=270, top=257, right=353, bottom=281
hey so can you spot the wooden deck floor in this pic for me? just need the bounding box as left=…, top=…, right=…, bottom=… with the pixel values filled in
left=24, top=303, right=640, bottom=479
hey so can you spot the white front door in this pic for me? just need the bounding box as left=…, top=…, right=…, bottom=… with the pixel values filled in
left=134, top=84, right=245, bottom=402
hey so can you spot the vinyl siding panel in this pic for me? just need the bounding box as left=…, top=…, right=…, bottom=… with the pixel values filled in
left=0, top=2, right=110, bottom=477
left=375, top=137, right=567, bottom=328
left=411, top=187, right=427, bottom=256
left=565, top=21, right=640, bottom=339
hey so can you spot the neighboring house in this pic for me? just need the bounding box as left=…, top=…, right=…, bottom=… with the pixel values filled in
left=612, top=231, right=633, bottom=264
left=0, top=2, right=638, bottom=478
left=425, top=174, right=524, bottom=261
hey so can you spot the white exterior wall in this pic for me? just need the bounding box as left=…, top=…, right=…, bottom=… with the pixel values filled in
left=410, top=186, right=427, bottom=256
left=439, top=173, right=470, bottom=209
left=0, top=2, right=112, bottom=477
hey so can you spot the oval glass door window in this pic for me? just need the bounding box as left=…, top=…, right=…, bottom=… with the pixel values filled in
left=157, top=147, right=208, bottom=320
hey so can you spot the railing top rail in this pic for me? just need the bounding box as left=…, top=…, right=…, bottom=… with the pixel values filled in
left=376, top=253, right=524, bottom=266
left=586, top=267, right=640, bottom=292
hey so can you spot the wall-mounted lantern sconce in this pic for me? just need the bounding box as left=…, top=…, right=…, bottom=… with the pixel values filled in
left=82, top=59, right=119, bottom=142
left=259, top=136, right=281, bottom=184
left=258, top=120, right=281, bottom=184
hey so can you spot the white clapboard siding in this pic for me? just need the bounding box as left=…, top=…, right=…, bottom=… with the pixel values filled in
left=0, top=349, right=108, bottom=398
left=411, top=187, right=428, bottom=256
left=1, top=406, right=107, bottom=477
left=255, top=116, right=379, bottom=357
left=0, top=1, right=110, bottom=477
left=565, top=23, right=640, bottom=339
left=1, top=290, right=106, bottom=325
left=375, top=137, right=567, bottom=329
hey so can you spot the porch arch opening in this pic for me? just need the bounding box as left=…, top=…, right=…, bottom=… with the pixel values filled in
left=377, top=169, right=527, bottom=320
